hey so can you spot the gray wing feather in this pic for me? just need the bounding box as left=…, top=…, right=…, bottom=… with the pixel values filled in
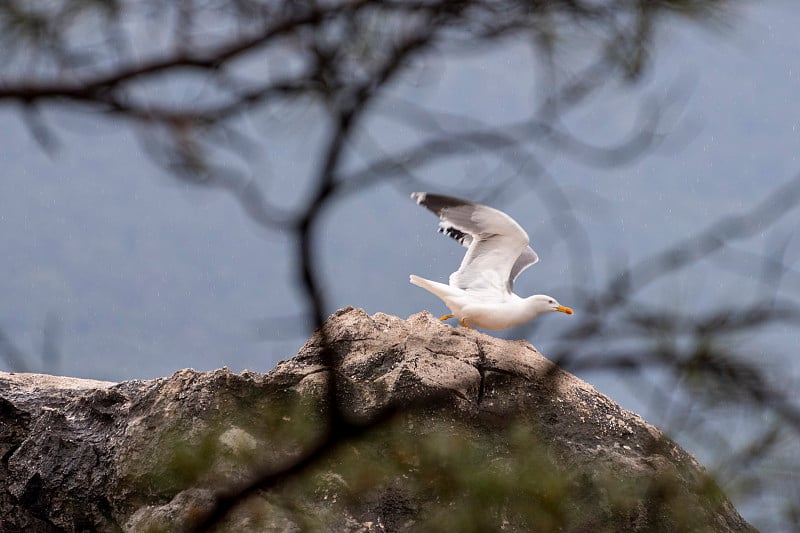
left=507, top=246, right=539, bottom=292
left=411, top=192, right=535, bottom=295
left=411, top=192, right=480, bottom=248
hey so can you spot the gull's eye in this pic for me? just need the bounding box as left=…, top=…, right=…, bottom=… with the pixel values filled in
left=548, top=299, right=554, bottom=304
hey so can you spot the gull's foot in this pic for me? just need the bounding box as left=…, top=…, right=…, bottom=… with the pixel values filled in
left=459, top=319, right=473, bottom=329
left=439, top=314, right=455, bottom=321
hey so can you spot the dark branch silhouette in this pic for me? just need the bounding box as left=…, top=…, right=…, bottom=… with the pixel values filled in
left=2, top=0, right=797, bottom=531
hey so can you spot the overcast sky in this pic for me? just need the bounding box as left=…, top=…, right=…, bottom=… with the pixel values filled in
left=3, top=2, right=796, bottom=377
left=2, top=0, right=798, bottom=401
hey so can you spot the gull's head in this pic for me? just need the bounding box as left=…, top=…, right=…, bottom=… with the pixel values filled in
left=531, top=295, right=574, bottom=316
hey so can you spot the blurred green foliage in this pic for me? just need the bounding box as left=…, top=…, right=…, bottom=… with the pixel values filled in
left=140, top=400, right=736, bottom=532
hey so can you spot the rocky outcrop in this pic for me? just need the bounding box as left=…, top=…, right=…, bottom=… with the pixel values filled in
left=0, top=307, right=756, bottom=532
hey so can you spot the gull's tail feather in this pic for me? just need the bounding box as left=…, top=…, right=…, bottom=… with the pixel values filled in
left=409, top=275, right=459, bottom=300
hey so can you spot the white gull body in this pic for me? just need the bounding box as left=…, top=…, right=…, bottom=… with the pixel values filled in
left=409, top=192, right=573, bottom=330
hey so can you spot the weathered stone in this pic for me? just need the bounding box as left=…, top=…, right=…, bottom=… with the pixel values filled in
left=0, top=307, right=756, bottom=532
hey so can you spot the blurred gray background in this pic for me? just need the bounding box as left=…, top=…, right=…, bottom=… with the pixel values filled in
left=1, top=1, right=799, bottom=530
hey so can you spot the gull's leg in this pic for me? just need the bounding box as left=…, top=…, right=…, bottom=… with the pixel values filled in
left=459, top=318, right=472, bottom=329
left=439, top=314, right=455, bottom=321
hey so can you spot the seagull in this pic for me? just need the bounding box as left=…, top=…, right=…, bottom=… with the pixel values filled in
left=409, top=192, right=573, bottom=330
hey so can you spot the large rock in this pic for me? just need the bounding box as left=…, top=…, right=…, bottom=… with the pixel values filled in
left=0, top=308, right=756, bottom=532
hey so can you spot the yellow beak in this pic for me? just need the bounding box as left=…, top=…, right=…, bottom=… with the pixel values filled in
left=556, top=305, right=574, bottom=315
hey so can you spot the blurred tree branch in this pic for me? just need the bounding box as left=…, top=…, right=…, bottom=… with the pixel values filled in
left=4, top=0, right=799, bottom=531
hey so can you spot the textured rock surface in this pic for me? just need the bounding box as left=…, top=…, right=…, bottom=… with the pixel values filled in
left=0, top=307, right=756, bottom=532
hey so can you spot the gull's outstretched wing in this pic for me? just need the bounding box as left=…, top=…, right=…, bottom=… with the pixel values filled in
left=508, top=245, right=539, bottom=292
left=411, top=192, right=536, bottom=295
